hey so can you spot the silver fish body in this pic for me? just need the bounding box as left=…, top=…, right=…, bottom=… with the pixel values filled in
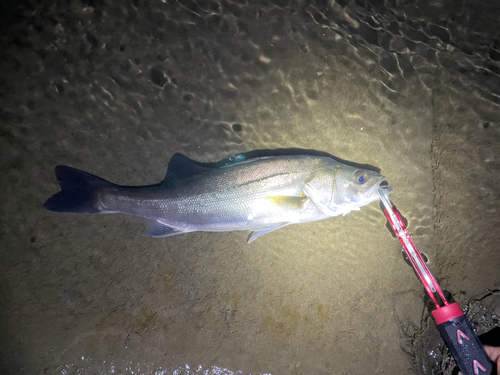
left=44, top=153, right=392, bottom=242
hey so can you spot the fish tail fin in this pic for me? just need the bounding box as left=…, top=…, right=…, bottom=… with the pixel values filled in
left=44, top=165, right=116, bottom=213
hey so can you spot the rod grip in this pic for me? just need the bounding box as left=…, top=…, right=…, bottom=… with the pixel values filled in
left=432, top=303, right=493, bottom=375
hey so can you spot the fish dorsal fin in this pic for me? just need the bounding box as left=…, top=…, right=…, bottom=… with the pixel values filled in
left=162, top=154, right=209, bottom=186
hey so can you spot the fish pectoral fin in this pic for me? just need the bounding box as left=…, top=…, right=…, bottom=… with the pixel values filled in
left=266, top=196, right=309, bottom=209
left=143, top=220, right=185, bottom=238
left=247, top=221, right=292, bottom=243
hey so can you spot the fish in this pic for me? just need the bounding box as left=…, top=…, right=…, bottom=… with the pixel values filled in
left=44, top=153, right=393, bottom=242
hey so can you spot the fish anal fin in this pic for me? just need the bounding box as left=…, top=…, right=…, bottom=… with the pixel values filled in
left=143, top=220, right=185, bottom=238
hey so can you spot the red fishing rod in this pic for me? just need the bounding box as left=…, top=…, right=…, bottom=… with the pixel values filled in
left=378, top=189, right=493, bottom=375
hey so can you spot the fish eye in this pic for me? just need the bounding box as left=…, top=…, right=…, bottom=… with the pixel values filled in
left=354, top=171, right=367, bottom=184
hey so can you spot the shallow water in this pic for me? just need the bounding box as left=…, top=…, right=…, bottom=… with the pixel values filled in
left=1, top=0, right=499, bottom=374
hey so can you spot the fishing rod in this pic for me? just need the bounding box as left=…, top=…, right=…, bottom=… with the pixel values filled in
left=377, top=188, right=493, bottom=375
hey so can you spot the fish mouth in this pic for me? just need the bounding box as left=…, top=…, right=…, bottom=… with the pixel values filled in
left=363, top=176, right=392, bottom=204
left=377, top=178, right=393, bottom=195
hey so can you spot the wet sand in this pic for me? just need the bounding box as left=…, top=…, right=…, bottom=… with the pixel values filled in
left=1, top=1, right=499, bottom=374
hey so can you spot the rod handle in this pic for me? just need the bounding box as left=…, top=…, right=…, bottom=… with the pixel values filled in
left=433, top=303, right=493, bottom=375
